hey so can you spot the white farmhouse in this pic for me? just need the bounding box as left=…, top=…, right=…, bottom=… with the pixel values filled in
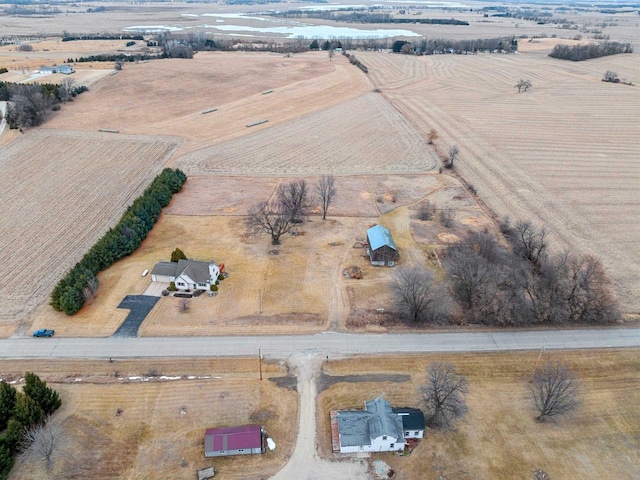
left=333, top=397, right=406, bottom=453
left=150, top=259, right=220, bottom=291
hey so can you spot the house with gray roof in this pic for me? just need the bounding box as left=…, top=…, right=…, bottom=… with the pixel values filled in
left=366, top=224, right=399, bottom=266
left=150, top=259, right=220, bottom=291
left=332, top=396, right=406, bottom=453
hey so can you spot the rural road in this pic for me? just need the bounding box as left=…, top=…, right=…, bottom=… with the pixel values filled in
left=2, top=328, right=639, bottom=358
left=3, top=328, right=638, bottom=480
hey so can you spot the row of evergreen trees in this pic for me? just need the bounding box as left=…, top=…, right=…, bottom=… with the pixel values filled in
left=0, top=374, right=61, bottom=478
left=50, top=168, right=187, bottom=315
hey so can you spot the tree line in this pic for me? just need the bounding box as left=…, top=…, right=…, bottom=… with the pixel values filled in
left=50, top=168, right=187, bottom=315
left=62, top=34, right=144, bottom=42
left=392, top=219, right=620, bottom=327
left=0, top=373, right=61, bottom=478
left=268, top=10, right=469, bottom=25
left=549, top=41, right=632, bottom=61
left=0, top=81, right=88, bottom=129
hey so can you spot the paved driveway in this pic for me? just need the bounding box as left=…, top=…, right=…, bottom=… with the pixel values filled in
left=112, top=295, right=160, bottom=337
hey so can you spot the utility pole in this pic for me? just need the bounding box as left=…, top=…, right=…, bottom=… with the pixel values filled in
left=258, top=289, right=262, bottom=314
left=259, top=348, right=263, bottom=381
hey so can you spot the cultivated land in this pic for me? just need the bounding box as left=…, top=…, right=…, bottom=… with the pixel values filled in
left=1, top=358, right=296, bottom=480
left=356, top=46, right=640, bottom=313
left=1, top=5, right=639, bottom=479
left=318, top=349, right=640, bottom=479
left=0, top=129, right=180, bottom=324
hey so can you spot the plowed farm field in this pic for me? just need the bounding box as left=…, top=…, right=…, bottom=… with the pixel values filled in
left=357, top=50, right=640, bottom=313
left=176, top=93, right=439, bottom=176
left=0, top=129, right=180, bottom=323
left=45, top=52, right=372, bottom=156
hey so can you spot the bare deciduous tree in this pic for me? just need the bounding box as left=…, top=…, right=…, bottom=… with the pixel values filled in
left=316, top=174, right=336, bottom=220
left=440, top=207, right=455, bottom=227
left=421, top=363, right=468, bottom=429
left=21, top=417, right=65, bottom=470
left=114, top=60, right=123, bottom=71
left=328, top=49, right=335, bottom=61
left=427, top=129, right=439, bottom=145
left=58, top=77, right=76, bottom=102
left=247, top=201, right=293, bottom=245
left=446, top=145, right=459, bottom=169
left=417, top=200, right=436, bottom=221
left=391, top=267, right=450, bottom=324
left=529, top=362, right=580, bottom=422
left=509, top=220, right=548, bottom=267
left=602, top=70, right=619, bottom=83
left=178, top=298, right=190, bottom=313
left=277, top=179, right=310, bottom=224
left=515, top=79, right=532, bottom=93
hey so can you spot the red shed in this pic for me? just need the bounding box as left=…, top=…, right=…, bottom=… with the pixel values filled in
left=204, top=425, right=264, bottom=457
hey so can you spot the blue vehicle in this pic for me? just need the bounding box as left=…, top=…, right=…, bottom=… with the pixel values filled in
left=33, top=328, right=55, bottom=337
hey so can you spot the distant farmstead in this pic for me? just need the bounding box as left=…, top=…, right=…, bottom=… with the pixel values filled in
left=366, top=225, right=399, bottom=266
left=204, top=425, right=265, bottom=458
left=151, top=259, right=220, bottom=291
left=38, top=64, right=74, bottom=75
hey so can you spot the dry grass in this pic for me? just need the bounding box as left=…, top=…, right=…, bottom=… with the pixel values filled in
left=28, top=173, right=494, bottom=337
left=318, top=349, right=640, bottom=479
left=0, top=129, right=180, bottom=325
left=2, top=358, right=296, bottom=480
left=357, top=49, right=640, bottom=313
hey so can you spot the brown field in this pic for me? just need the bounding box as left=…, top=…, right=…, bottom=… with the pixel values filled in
left=318, top=349, right=640, bottom=479
left=0, top=129, right=180, bottom=324
left=45, top=52, right=372, bottom=156
left=176, top=92, right=438, bottom=177
left=356, top=48, right=640, bottom=313
left=1, top=357, right=297, bottom=480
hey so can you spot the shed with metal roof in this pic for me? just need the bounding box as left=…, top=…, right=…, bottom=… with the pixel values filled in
left=366, top=225, right=399, bottom=266
left=204, top=425, right=264, bottom=457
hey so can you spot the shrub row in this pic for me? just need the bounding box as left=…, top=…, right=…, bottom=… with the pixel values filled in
left=50, top=168, right=187, bottom=315
left=343, top=52, right=368, bottom=74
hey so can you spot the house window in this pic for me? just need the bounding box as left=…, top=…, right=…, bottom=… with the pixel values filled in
left=238, top=449, right=244, bottom=452
left=390, top=443, right=395, bottom=449
left=405, top=431, right=409, bottom=436
left=177, top=282, right=185, bottom=287
left=198, top=282, right=206, bottom=287
left=382, top=436, right=387, bottom=440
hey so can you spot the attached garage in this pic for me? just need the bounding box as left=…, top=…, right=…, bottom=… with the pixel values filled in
left=150, top=261, right=177, bottom=283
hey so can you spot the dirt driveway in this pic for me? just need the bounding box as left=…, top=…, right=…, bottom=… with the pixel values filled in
left=270, top=353, right=370, bottom=480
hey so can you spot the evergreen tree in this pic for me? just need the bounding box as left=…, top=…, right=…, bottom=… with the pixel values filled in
left=23, top=373, right=61, bottom=416
left=3, top=419, right=26, bottom=453
left=309, top=39, right=319, bottom=50
left=11, top=392, right=44, bottom=427
left=0, top=382, right=17, bottom=431
left=0, top=442, right=15, bottom=480
left=171, top=248, right=187, bottom=263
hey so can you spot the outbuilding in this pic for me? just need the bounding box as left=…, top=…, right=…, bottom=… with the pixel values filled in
left=204, top=425, right=265, bottom=458
left=366, top=225, right=399, bottom=266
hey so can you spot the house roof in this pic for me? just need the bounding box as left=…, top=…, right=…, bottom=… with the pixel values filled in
left=151, top=261, right=179, bottom=277
left=151, top=259, right=216, bottom=283
left=204, top=425, right=262, bottom=453
left=337, top=397, right=405, bottom=447
left=392, top=408, right=426, bottom=431
left=177, top=259, right=212, bottom=284
left=366, top=225, right=397, bottom=252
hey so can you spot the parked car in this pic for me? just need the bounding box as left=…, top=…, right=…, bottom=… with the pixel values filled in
left=33, top=328, right=55, bottom=337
